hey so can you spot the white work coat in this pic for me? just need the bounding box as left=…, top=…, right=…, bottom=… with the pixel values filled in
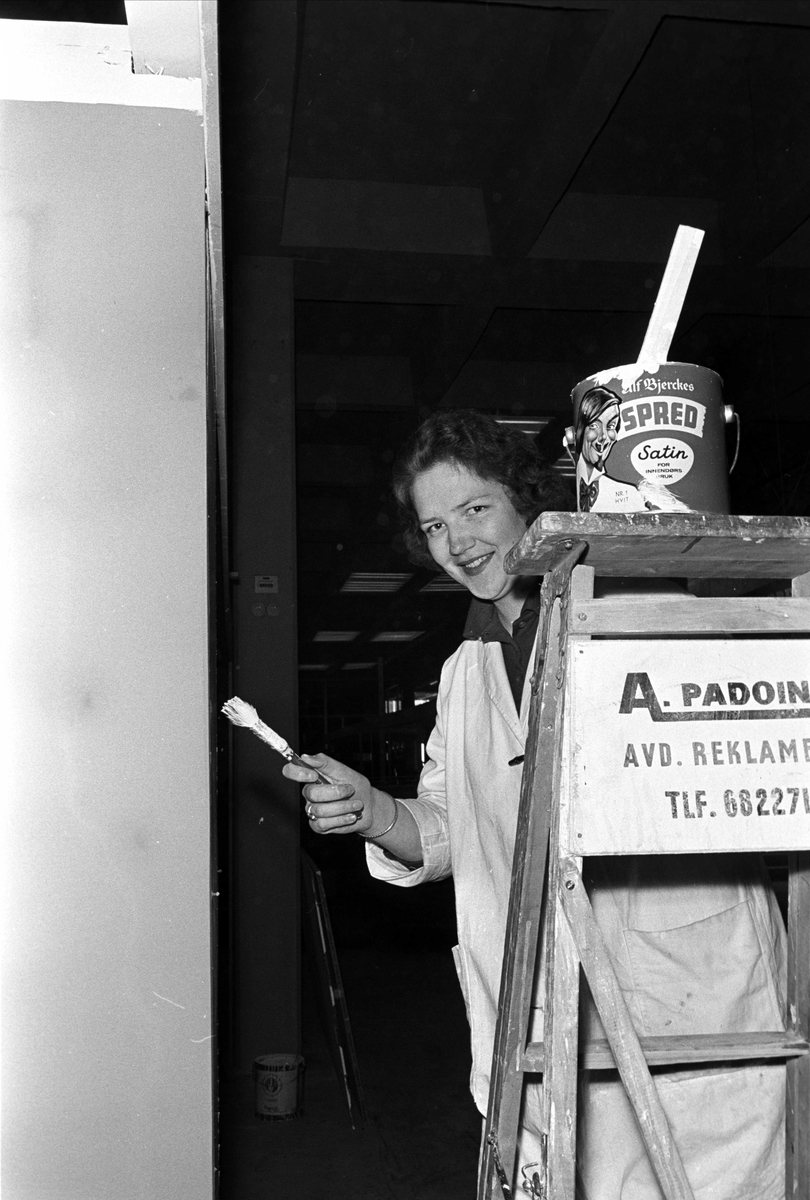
left=367, top=635, right=788, bottom=1199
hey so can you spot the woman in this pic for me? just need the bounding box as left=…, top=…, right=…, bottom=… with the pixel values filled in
left=284, top=409, right=786, bottom=1199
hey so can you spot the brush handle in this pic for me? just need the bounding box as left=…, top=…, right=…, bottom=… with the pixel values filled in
left=286, top=749, right=333, bottom=786
left=244, top=712, right=334, bottom=784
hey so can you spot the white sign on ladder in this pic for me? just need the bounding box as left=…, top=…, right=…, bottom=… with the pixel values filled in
left=565, top=640, right=810, bottom=856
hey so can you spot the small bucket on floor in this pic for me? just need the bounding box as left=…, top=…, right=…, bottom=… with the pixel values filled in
left=253, top=1054, right=305, bottom=1120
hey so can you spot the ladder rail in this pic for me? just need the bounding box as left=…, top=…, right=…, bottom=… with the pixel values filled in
left=786, top=851, right=810, bottom=1195
left=477, top=542, right=586, bottom=1200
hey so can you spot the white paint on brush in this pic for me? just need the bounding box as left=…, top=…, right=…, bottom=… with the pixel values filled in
left=221, top=697, right=293, bottom=758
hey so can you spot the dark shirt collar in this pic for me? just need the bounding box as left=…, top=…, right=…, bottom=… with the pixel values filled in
left=463, top=584, right=541, bottom=644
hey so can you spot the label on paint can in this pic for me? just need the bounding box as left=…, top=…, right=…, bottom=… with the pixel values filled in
left=570, top=362, right=731, bottom=514
left=253, top=1054, right=305, bottom=1120
left=617, top=397, right=706, bottom=440
left=630, top=437, right=695, bottom=486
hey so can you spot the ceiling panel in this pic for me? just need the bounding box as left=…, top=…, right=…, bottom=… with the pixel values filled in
left=282, top=178, right=490, bottom=255
left=289, top=0, right=597, bottom=187
left=529, top=194, right=722, bottom=263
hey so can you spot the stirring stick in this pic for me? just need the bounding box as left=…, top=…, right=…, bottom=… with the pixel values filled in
left=638, top=224, right=704, bottom=364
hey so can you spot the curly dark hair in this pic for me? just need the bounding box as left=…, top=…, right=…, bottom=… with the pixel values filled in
left=392, top=409, right=574, bottom=568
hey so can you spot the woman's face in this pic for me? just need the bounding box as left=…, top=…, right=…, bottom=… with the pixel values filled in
left=581, top=403, right=620, bottom=469
left=411, top=460, right=529, bottom=623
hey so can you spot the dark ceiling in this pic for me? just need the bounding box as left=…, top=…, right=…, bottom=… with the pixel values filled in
left=9, top=0, right=810, bottom=781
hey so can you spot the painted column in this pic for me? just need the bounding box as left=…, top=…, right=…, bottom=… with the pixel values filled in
left=228, top=256, right=301, bottom=1071
left=1, top=21, right=213, bottom=1199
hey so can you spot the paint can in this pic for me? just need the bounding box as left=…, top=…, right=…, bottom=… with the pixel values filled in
left=253, top=1054, right=305, bottom=1120
left=566, top=362, right=737, bottom=514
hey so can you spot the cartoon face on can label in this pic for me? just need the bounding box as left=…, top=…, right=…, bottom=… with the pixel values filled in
left=630, top=437, right=694, bottom=485
left=581, top=401, right=620, bottom=471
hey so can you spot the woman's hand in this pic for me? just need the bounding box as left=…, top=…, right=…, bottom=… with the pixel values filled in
left=283, top=752, right=423, bottom=863
left=282, top=753, right=392, bottom=837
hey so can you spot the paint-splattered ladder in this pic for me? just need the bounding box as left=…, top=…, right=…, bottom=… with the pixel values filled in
left=478, top=513, right=810, bottom=1200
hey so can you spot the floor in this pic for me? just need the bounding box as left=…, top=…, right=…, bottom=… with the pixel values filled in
left=218, top=854, right=482, bottom=1200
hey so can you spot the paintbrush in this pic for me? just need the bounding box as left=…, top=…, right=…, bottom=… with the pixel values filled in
left=221, top=697, right=333, bottom=784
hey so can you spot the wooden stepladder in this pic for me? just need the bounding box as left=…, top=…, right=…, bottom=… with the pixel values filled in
left=478, top=512, right=810, bottom=1200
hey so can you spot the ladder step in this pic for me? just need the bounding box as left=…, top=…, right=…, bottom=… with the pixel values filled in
left=568, top=596, right=810, bottom=636
left=523, top=1031, right=810, bottom=1072
left=507, top=512, right=810, bottom=579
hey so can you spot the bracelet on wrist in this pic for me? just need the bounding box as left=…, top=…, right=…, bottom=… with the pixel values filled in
left=358, top=796, right=399, bottom=841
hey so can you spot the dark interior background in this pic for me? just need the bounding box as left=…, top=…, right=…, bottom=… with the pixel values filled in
left=219, top=0, right=810, bottom=800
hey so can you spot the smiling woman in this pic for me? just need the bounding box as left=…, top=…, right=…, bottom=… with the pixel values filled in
left=282, top=408, right=578, bottom=1173
left=281, top=408, right=789, bottom=1198
left=392, top=408, right=567, bottom=570
left=398, top=410, right=573, bottom=625
left=411, top=464, right=532, bottom=626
